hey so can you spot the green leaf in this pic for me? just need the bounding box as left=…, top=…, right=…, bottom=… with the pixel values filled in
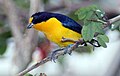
left=68, top=11, right=79, bottom=21
left=97, top=35, right=109, bottom=43
left=75, top=5, right=97, bottom=20
left=82, top=26, right=88, bottom=41
left=82, top=24, right=95, bottom=41
left=111, top=21, right=120, bottom=31
left=75, top=8, right=87, bottom=20
left=75, top=5, right=105, bottom=25
left=75, top=5, right=109, bottom=47
left=82, top=22, right=104, bottom=41
left=95, top=23, right=104, bottom=34
left=95, top=9, right=105, bottom=18
left=97, top=36, right=107, bottom=48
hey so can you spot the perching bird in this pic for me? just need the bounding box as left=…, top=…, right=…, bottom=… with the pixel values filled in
left=27, top=12, right=82, bottom=47
left=27, top=12, right=100, bottom=61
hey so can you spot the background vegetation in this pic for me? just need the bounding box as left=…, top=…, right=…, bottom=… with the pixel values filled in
left=0, top=0, right=120, bottom=76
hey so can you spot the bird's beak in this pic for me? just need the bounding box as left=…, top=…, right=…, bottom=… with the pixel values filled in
left=27, top=23, right=34, bottom=29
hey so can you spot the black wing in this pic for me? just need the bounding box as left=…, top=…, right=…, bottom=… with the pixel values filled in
left=51, top=13, right=82, bottom=34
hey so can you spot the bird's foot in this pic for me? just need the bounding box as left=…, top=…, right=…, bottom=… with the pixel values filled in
left=48, top=44, right=74, bottom=62
left=63, top=44, right=73, bottom=55
left=48, top=48, right=65, bottom=62
left=49, top=38, right=82, bottom=62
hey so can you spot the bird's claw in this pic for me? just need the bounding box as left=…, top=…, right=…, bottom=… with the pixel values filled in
left=49, top=44, right=73, bottom=62
left=49, top=48, right=64, bottom=62
left=63, top=44, right=73, bottom=55
left=49, top=51, right=58, bottom=62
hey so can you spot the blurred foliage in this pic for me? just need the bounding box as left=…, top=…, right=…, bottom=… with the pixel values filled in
left=0, top=20, right=4, bottom=27
left=42, top=0, right=49, bottom=4
left=75, top=5, right=109, bottom=48
left=68, top=11, right=79, bottom=22
left=24, top=73, right=33, bottom=76
left=0, top=31, right=11, bottom=55
left=0, top=14, right=6, bottom=27
left=13, top=0, right=30, bottom=9
left=0, top=12, right=11, bottom=55
left=0, top=0, right=29, bottom=55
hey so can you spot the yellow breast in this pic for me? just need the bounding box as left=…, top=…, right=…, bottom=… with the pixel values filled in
left=33, top=18, right=81, bottom=47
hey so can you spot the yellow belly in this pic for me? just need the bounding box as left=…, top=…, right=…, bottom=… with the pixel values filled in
left=33, top=18, right=82, bottom=47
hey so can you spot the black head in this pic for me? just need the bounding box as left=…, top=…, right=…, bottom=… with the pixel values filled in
left=27, top=12, right=50, bottom=29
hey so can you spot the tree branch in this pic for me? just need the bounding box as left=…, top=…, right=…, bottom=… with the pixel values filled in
left=87, top=19, right=107, bottom=25
left=109, top=15, right=120, bottom=24
left=18, top=14, right=120, bottom=76
left=18, top=39, right=83, bottom=76
left=103, top=15, right=120, bottom=28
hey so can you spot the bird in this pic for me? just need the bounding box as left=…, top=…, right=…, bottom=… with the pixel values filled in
left=27, top=12, right=82, bottom=46
left=27, top=12, right=100, bottom=61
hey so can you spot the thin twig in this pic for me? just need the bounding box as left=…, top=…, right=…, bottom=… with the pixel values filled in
left=18, top=15, right=120, bottom=76
left=18, top=39, right=83, bottom=76
left=103, top=15, right=120, bottom=28
left=87, top=19, right=107, bottom=25
left=18, top=57, right=50, bottom=76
